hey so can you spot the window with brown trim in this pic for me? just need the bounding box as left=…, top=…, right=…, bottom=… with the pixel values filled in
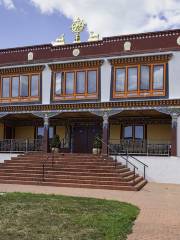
left=53, top=68, right=99, bottom=100
left=0, top=73, right=40, bottom=103
left=113, top=63, right=166, bottom=98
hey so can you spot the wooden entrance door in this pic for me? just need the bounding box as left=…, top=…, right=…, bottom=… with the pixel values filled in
left=5, top=126, right=15, bottom=139
left=73, top=125, right=100, bottom=153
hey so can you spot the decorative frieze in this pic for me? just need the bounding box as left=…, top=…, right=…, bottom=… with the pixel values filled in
left=0, top=65, right=45, bottom=75
left=49, top=60, right=104, bottom=71
left=109, top=54, right=172, bottom=65
left=0, top=100, right=180, bottom=114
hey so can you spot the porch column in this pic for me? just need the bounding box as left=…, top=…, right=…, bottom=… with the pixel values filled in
left=171, top=114, right=178, bottom=156
left=43, top=114, right=49, bottom=153
left=101, top=112, right=109, bottom=155
left=70, top=124, right=74, bottom=153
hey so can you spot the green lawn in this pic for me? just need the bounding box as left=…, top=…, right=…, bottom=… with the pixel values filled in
left=0, top=192, right=139, bottom=240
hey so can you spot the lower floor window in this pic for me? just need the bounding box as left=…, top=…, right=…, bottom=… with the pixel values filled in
left=37, top=127, right=54, bottom=139
left=123, top=125, right=144, bottom=140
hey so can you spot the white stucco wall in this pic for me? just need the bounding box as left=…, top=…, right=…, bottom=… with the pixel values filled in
left=101, top=59, right=111, bottom=102
left=177, top=116, right=180, bottom=157
left=114, top=155, right=180, bottom=184
left=169, top=51, right=180, bottom=99
left=42, top=65, right=51, bottom=104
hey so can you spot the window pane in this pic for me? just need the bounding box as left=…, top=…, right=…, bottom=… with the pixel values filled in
left=65, top=72, right=74, bottom=94
left=76, top=71, right=85, bottom=94
left=49, top=127, right=54, bottom=139
left=2, top=78, right=10, bottom=98
left=128, top=67, right=138, bottom=91
left=31, top=75, right=39, bottom=97
left=135, top=126, right=144, bottom=140
left=20, top=75, right=29, bottom=97
left=153, top=65, right=164, bottom=90
left=37, top=127, right=44, bottom=139
left=116, top=68, right=125, bottom=91
left=37, top=127, right=54, bottom=139
left=12, top=77, right=19, bottom=97
left=55, top=72, right=63, bottom=95
left=124, top=126, right=133, bottom=140
left=140, top=66, right=150, bottom=90
left=88, top=70, right=97, bottom=94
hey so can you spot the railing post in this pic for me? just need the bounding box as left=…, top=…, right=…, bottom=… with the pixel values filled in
left=43, top=114, right=50, bottom=153
left=25, top=139, right=28, bottom=153
left=115, top=154, right=117, bottom=168
left=126, top=153, right=128, bottom=168
left=144, top=165, right=146, bottom=179
left=101, top=112, right=109, bottom=156
left=10, top=139, right=13, bottom=154
left=133, top=166, right=136, bottom=185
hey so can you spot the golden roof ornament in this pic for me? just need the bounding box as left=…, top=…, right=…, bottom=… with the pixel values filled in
left=52, top=34, right=65, bottom=46
left=88, top=31, right=100, bottom=42
left=71, top=17, right=86, bottom=43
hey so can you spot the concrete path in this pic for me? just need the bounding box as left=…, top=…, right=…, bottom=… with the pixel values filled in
left=0, top=183, right=180, bottom=240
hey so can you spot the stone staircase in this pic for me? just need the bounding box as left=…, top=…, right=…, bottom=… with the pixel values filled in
left=0, top=153, right=147, bottom=191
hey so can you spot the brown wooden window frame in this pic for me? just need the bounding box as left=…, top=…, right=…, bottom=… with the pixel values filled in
left=113, top=63, right=166, bottom=99
left=122, top=124, right=145, bottom=141
left=0, top=72, right=41, bottom=103
left=53, top=68, right=99, bottom=100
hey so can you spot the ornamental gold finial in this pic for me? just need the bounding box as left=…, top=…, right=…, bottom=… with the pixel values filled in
left=71, top=17, right=86, bottom=43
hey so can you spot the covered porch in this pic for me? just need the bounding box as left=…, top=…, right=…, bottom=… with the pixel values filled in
left=109, top=110, right=172, bottom=156
left=0, top=108, right=177, bottom=156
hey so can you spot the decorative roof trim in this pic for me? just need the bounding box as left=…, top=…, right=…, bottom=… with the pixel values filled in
left=0, top=99, right=180, bottom=113
left=0, top=65, right=45, bottom=75
left=49, top=60, right=104, bottom=71
left=109, top=54, right=172, bottom=65
left=103, top=29, right=180, bottom=42
left=0, top=29, right=179, bottom=55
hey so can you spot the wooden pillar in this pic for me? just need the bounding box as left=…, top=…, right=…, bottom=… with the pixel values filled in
left=171, top=114, right=178, bottom=156
left=70, top=124, right=74, bottom=153
left=43, top=114, right=49, bottom=153
left=101, top=112, right=109, bottom=155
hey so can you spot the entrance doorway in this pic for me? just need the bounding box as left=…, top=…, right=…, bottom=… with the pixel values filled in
left=73, top=125, right=101, bottom=153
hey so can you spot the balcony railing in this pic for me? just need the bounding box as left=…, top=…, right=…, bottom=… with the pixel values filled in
left=0, top=139, right=43, bottom=153
left=109, top=139, right=171, bottom=156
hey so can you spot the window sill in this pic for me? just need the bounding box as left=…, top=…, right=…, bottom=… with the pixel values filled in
left=0, top=97, right=40, bottom=103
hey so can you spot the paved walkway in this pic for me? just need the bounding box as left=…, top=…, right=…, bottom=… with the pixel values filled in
left=0, top=183, right=180, bottom=240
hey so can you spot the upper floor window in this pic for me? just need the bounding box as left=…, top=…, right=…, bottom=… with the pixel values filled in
left=113, top=63, right=166, bottom=98
left=53, top=69, right=98, bottom=100
left=0, top=73, right=40, bottom=102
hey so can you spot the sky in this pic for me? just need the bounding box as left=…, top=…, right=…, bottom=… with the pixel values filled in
left=0, top=0, right=180, bottom=49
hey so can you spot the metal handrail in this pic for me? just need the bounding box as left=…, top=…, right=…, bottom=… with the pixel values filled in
left=127, top=154, right=148, bottom=179
left=129, top=155, right=148, bottom=167
left=109, top=138, right=171, bottom=156
left=97, top=137, right=139, bottom=184
left=97, top=137, right=148, bottom=181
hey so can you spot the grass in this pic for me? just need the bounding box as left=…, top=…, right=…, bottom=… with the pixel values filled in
left=0, top=192, right=139, bottom=240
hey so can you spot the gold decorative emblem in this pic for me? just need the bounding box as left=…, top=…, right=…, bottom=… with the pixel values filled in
left=124, top=41, right=131, bottom=51
left=72, top=48, right=80, bottom=57
left=52, top=34, right=65, bottom=46
left=177, top=36, right=180, bottom=46
left=71, top=17, right=86, bottom=43
left=88, top=31, right=100, bottom=42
